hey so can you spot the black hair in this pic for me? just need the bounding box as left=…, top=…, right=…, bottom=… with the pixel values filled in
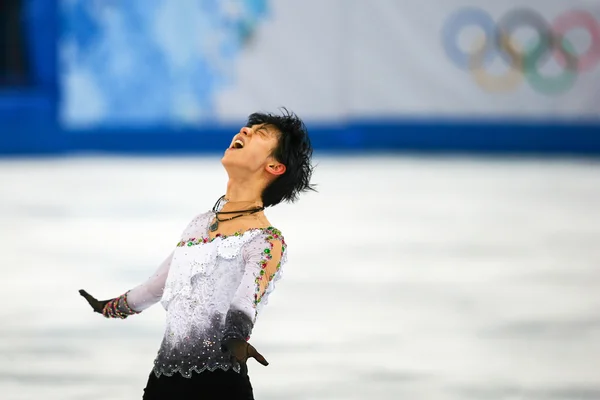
left=246, top=108, right=316, bottom=207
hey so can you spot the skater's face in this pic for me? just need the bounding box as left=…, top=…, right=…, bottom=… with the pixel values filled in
left=222, top=124, right=286, bottom=178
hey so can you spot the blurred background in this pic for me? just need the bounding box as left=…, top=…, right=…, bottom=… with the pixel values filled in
left=1, top=0, right=599, bottom=399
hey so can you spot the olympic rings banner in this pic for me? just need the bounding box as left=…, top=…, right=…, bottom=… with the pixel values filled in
left=341, top=0, right=600, bottom=119
left=442, top=7, right=600, bottom=95
left=59, top=0, right=600, bottom=127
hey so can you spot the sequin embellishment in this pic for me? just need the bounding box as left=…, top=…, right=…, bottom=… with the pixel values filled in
left=253, top=228, right=286, bottom=309
left=154, top=220, right=287, bottom=379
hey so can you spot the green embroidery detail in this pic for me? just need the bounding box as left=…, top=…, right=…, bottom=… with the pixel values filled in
left=175, top=226, right=285, bottom=314
left=252, top=228, right=286, bottom=312
left=176, top=226, right=284, bottom=247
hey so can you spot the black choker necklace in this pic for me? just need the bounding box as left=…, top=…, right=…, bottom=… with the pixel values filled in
left=209, top=195, right=264, bottom=232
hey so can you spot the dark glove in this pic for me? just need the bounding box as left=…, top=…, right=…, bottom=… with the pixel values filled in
left=79, top=288, right=140, bottom=319
left=79, top=289, right=111, bottom=314
left=222, top=338, right=269, bottom=375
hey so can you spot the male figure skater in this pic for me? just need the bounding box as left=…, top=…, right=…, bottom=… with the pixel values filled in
left=80, top=109, right=315, bottom=399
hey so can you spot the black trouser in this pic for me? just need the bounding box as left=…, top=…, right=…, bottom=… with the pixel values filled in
left=142, top=369, right=254, bottom=400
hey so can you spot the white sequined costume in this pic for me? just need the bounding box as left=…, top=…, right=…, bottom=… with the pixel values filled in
left=123, top=207, right=286, bottom=378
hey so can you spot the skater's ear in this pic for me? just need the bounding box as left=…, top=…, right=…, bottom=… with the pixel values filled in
left=266, top=162, right=286, bottom=176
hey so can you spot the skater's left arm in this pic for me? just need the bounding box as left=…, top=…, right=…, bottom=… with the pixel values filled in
left=220, top=234, right=285, bottom=363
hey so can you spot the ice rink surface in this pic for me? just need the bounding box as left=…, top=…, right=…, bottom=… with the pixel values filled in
left=0, top=155, right=599, bottom=400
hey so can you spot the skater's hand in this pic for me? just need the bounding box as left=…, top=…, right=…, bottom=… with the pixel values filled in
left=223, top=339, right=269, bottom=370
left=79, top=289, right=110, bottom=314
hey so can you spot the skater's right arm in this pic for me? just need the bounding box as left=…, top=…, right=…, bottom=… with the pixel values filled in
left=122, top=251, right=174, bottom=312
left=79, top=251, right=174, bottom=318
left=80, top=212, right=207, bottom=318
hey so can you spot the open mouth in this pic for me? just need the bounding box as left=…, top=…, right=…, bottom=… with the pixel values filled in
left=230, top=139, right=244, bottom=149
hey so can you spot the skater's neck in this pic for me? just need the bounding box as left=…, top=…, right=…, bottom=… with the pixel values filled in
left=224, top=178, right=264, bottom=207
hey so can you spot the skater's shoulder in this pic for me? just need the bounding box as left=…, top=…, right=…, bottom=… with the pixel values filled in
left=231, top=214, right=286, bottom=243
left=178, top=211, right=213, bottom=235
left=253, top=215, right=285, bottom=238
left=189, top=210, right=214, bottom=223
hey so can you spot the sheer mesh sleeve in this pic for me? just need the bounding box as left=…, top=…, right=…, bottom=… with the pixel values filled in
left=111, top=213, right=211, bottom=316
left=119, top=251, right=174, bottom=312
left=222, top=230, right=285, bottom=343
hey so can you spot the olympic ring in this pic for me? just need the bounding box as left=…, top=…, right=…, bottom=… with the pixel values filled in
left=495, top=8, right=554, bottom=69
left=470, top=35, right=524, bottom=92
left=441, top=7, right=600, bottom=95
left=442, top=7, right=496, bottom=70
left=526, top=36, right=578, bottom=95
left=552, top=10, right=600, bottom=71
